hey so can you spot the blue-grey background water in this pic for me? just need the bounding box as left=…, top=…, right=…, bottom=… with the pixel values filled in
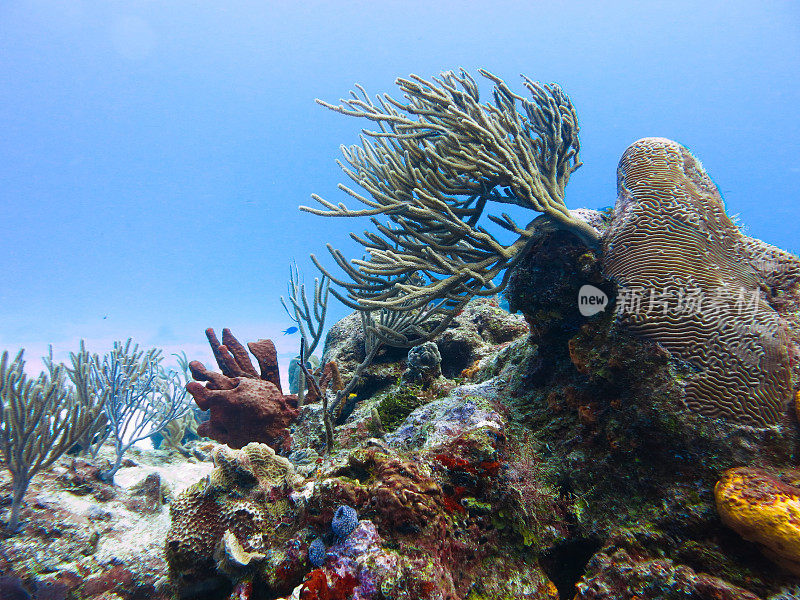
left=1, top=1, right=798, bottom=382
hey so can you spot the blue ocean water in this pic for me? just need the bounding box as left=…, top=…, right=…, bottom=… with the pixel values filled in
left=0, top=1, right=797, bottom=378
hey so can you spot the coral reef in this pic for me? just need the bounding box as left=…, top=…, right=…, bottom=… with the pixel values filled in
left=292, top=388, right=565, bottom=599
left=189, top=375, right=299, bottom=453
left=311, top=445, right=444, bottom=536
left=373, top=385, right=431, bottom=433
left=126, top=471, right=167, bottom=514
left=473, top=139, right=798, bottom=596
left=156, top=410, right=200, bottom=456
left=436, top=296, right=529, bottom=377
left=4, top=108, right=800, bottom=600
left=316, top=361, right=344, bottom=401
left=318, top=312, right=410, bottom=408
left=187, top=329, right=299, bottom=451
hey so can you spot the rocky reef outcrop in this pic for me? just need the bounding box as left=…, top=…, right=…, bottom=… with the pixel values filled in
left=162, top=145, right=799, bottom=600
left=270, top=138, right=799, bottom=599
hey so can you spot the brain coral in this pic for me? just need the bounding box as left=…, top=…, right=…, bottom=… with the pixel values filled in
left=603, top=137, right=796, bottom=427
left=165, top=442, right=305, bottom=593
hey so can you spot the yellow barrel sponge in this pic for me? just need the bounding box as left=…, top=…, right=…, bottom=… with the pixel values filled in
left=715, top=467, right=800, bottom=575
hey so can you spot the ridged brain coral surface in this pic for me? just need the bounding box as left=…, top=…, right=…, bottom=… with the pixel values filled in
left=603, top=137, right=792, bottom=427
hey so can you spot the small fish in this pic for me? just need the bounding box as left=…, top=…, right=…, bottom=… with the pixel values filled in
left=282, top=326, right=299, bottom=335
left=598, top=206, right=615, bottom=220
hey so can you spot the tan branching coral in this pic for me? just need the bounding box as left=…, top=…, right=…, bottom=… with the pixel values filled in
left=603, top=137, right=797, bottom=427
left=303, top=69, right=600, bottom=347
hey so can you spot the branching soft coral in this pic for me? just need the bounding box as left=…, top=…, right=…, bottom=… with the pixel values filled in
left=303, top=68, right=599, bottom=347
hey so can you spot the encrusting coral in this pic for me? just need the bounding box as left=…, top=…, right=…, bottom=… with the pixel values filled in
left=574, top=532, right=764, bottom=600
left=715, top=467, right=800, bottom=576
left=165, top=442, right=306, bottom=596
left=187, top=328, right=299, bottom=451
left=603, top=137, right=797, bottom=427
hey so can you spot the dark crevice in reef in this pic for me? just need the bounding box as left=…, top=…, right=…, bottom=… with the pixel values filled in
left=334, top=393, right=360, bottom=425
left=375, top=345, right=408, bottom=365
left=540, top=538, right=603, bottom=600
left=354, top=377, right=390, bottom=403
left=339, top=462, right=371, bottom=485
left=437, top=338, right=474, bottom=378
left=174, top=576, right=232, bottom=600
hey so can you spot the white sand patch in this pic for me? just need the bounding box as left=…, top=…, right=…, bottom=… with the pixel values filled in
left=94, top=501, right=174, bottom=564
left=96, top=460, right=214, bottom=564
left=114, top=460, right=213, bottom=495
left=27, top=453, right=214, bottom=567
